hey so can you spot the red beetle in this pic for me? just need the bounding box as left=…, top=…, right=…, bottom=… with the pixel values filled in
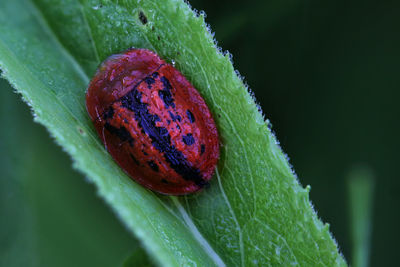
left=86, top=49, right=219, bottom=195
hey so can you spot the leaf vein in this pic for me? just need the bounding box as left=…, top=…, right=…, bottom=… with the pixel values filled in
left=78, top=1, right=101, bottom=64
left=216, top=167, right=245, bottom=267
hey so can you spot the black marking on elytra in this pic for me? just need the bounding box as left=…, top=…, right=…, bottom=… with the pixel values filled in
left=161, top=179, right=169, bottom=184
left=160, top=76, right=172, bottom=90
left=168, top=111, right=181, bottom=122
left=148, top=160, right=159, bottom=172
left=152, top=72, right=159, bottom=78
left=142, top=150, right=148, bottom=156
left=158, top=76, right=175, bottom=109
left=118, top=85, right=206, bottom=187
left=139, top=11, right=148, bottom=24
left=168, top=111, right=175, bottom=121
left=151, top=114, right=160, bottom=123
left=130, top=154, right=140, bottom=165
left=186, top=110, right=195, bottom=123
left=163, top=148, right=207, bottom=187
left=104, top=122, right=134, bottom=146
left=167, top=119, right=171, bottom=125
left=158, top=127, right=169, bottom=137
left=201, top=144, right=205, bottom=155
left=182, top=133, right=195, bottom=146
left=144, top=76, right=155, bottom=88
left=103, top=106, right=115, bottom=120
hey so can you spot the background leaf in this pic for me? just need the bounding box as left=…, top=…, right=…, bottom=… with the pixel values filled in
left=0, top=0, right=346, bottom=266
left=347, top=166, right=374, bottom=267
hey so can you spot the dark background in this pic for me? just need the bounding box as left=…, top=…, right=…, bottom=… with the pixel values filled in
left=191, top=0, right=400, bottom=266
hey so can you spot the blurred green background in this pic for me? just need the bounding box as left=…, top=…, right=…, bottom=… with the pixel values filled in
left=1, top=0, right=399, bottom=266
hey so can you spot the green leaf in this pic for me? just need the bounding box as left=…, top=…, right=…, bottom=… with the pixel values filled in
left=0, top=79, right=139, bottom=267
left=0, top=0, right=346, bottom=266
left=347, top=166, right=374, bottom=267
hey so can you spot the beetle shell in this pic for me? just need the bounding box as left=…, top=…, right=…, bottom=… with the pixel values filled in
left=86, top=49, right=219, bottom=195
